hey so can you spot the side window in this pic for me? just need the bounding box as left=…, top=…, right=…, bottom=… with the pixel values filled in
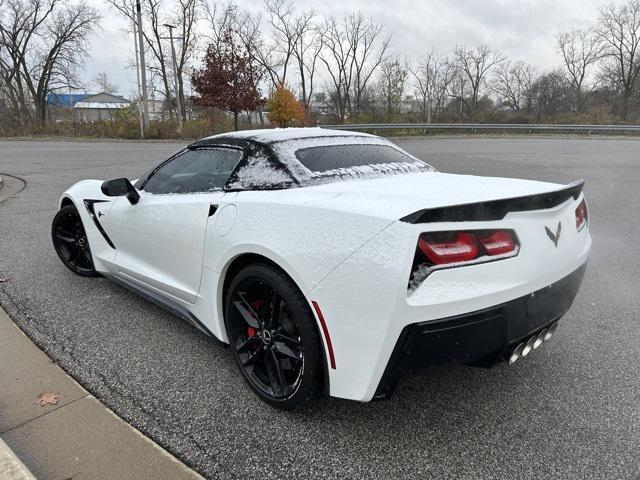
left=143, top=148, right=243, bottom=194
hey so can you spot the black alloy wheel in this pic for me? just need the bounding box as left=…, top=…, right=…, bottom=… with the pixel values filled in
left=51, top=204, right=100, bottom=277
left=225, top=263, right=323, bottom=409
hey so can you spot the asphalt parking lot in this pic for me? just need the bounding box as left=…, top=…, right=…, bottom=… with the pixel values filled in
left=0, top=136, right=638, bottom=479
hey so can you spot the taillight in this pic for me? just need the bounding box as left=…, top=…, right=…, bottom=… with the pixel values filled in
left=575, top=199, right=588, bottom=231
left=410, top=229, right=519, bottom=290
left=476, top=230, right=516, bottom=256
left=418, top=232, right=479, bottom=264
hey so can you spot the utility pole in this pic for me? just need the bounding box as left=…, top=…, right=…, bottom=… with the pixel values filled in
left=459, top=75, right=464, bottom=120
left=163, top=24, right=183, bottom=135
left=132, top=7, right=144, bottom=139
left=136, top=0, right=149, bottom=134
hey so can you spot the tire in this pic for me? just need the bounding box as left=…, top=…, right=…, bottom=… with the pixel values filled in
left=51, top=204, right=100, bottom=277
left=225, top=263, right=323, bottom=410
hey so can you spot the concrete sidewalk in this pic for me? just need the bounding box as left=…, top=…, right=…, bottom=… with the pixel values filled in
left=0, top=305, right=203, bottom=480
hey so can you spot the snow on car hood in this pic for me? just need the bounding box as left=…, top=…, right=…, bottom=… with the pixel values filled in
left=292, top=171, right=564, bottom=220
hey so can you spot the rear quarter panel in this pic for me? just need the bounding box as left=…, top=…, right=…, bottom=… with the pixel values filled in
left=201, top=190, right=395, bottom=344
left=203, top=191, right=395, bottom=291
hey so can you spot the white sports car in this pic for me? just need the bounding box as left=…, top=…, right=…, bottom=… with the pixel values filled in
left=52, top=128, right=591, bottom=409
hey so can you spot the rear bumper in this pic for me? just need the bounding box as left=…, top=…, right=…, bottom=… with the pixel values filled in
left=373, top=262, right=587, bottom=400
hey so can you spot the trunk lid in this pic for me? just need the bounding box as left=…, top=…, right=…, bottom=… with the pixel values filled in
left=305, top=172, right=580, bottom=221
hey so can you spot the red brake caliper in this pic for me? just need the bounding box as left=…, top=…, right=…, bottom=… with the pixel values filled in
left=247, top=299, right=262, bottom=341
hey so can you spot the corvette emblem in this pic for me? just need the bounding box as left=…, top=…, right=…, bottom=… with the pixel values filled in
left=545, top=222, right=562, bottom=248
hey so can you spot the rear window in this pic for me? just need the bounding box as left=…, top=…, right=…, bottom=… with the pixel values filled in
left=294, top=144, right=421, bottom=172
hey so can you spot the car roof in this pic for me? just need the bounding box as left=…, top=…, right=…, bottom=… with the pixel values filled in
left=177, top=127, right=432, bottom=191
left=187, top=127, right=374, bottom=148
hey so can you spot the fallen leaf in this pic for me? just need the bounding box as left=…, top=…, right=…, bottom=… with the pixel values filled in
left=37, top=391, right=61, bottom=406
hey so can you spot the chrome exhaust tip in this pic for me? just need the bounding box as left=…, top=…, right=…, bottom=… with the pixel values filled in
left=533, top=330, right=546, bottom=349
left=509, top=343, right=525, bottom=365
left=539, top=328, right=549, bottom=342
left=522, top=336, right=536, bottom=357
left=545, top=322, right=559, bottom=340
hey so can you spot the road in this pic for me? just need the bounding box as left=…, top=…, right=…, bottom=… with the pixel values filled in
left=0, top=136, right=638, bottom=479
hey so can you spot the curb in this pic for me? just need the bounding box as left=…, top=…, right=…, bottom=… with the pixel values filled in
left=0, top=438, right=36, bottom=480
left=0, top=174, right=26, bottom=204
left=0, top=305, right=204, bottom=479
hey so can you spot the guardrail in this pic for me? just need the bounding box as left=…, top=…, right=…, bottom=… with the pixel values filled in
left=320, top=123, right=640, bottom=135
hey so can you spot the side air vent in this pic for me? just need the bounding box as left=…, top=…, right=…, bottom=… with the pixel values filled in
left=83, top=200, right=115, bottom=249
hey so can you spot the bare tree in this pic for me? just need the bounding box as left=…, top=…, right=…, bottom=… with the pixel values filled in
left=106, top=0, right=170, bottom=116
left=410, top=49, right=448, bottom=122
left=94, top=72, right=118, bottom=94
left=448, top=70, right=469, bottom=119
left=378, top=58, right=406, bottom=122
left=229, top=0, right=299, bottom=91
left=291, top=8, right=320, bottom=113
left=347, top=13, right=391, bottom=118
left=530, top=68, right=572, bottom=120
left=597, top=0, right=640, bottom=120
left=202, top=0, right=237, bottom=48
left=0, top=0, right=42, bottom=123
left=233, top=0, right=322, bottom=112
left=493, top=61, right=536, bottom=112
left=556, top=28, right=603, bottom=111
left=0, top=0, right=100, bottom=127
left=318, top=13, right=390, bottom=121
left=107, top=0, right=198, bottom=121
left=453, top=43, right=505, bottom=118
left=318, top=16, right=351, bottom=121
left=171, top=0, right=198, bottom=120
left=431, top=60, right=456, bottom=121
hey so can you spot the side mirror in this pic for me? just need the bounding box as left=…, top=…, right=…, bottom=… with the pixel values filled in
left=101, top=178, right=140, bottom=205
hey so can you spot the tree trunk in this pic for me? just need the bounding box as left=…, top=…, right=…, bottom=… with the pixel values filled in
left=178, top=78, right=186, bottom=121
left=36, top=98, right=46, bottom=129
left=622, top=89, right=632, bottom=121
left=234, top=111, right=239, bottom=131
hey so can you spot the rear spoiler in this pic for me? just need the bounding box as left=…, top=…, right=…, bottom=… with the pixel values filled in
left=400, top=179, right=585, bottom=224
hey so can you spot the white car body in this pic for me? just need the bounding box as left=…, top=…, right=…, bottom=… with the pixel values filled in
left=57, top=129, right=591, bottom=402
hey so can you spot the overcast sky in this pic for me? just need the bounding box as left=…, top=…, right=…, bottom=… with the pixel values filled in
left=85, top=0, right=624, bottom=97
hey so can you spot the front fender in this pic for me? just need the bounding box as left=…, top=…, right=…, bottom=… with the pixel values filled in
left=58, top=179, right=108, bottom=209
left=56, top=179, right=116, bottom=273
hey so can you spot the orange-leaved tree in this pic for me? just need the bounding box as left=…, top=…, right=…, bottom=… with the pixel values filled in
left=268, top=84, right=305, bottom=128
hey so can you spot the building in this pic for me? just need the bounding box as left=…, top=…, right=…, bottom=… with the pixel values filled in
left=399, top=95, right=422, bottom=114
left=308, top=92, right=331, bottom=116
left=46, top=93, right=88, bottom=122
left=73, top=93, right=131, bottom=122
left=46, top=92, right=132, bottom=122
left=47, top=93, right=88, bottom=109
